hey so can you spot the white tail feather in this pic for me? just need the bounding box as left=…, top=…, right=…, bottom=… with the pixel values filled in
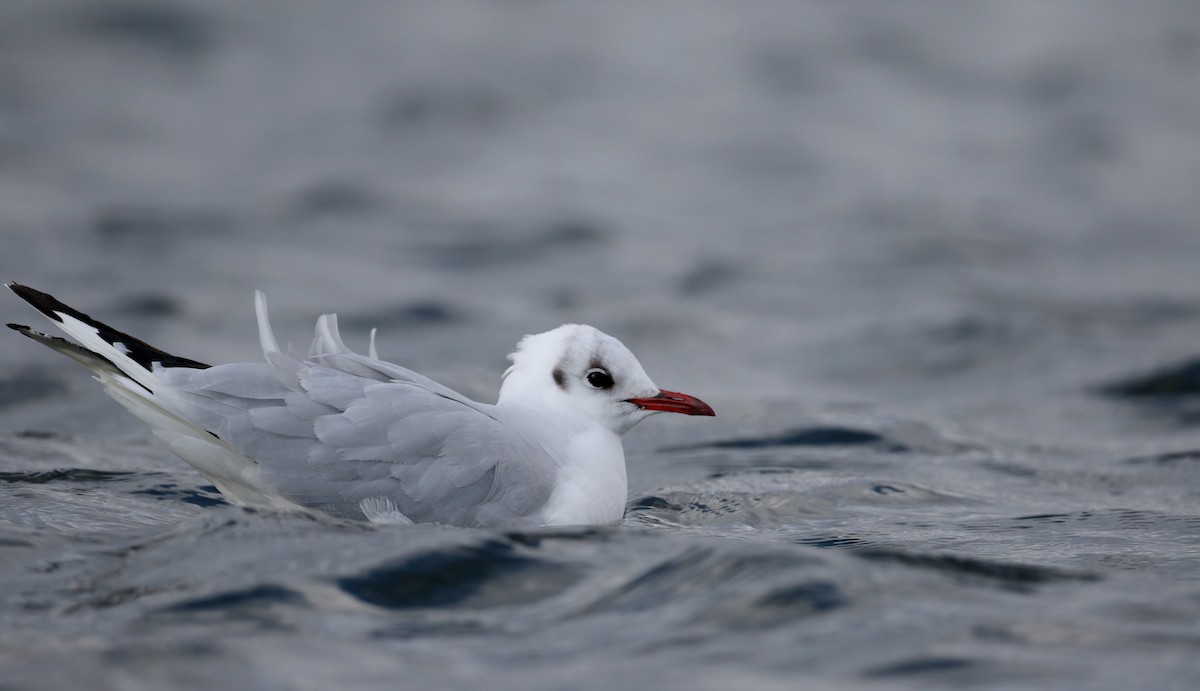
left=99, top=372, right=289, bottom=508
left=254, top=290, right=280, bottom=356
left=312, top=313, right=350, bottom=357
left=52, top=313, right=160, bottom=393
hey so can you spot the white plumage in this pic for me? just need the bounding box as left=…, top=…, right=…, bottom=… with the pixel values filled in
left=6, top=283, right=714, bottom=528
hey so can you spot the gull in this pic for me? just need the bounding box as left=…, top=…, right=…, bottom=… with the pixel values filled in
left=5, top=283, right=713, bottom=527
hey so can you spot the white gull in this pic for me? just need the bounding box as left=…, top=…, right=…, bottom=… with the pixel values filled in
left=6, top=283, right=713, bottom=527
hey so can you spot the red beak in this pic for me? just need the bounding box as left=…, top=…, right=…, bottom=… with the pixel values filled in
left=625, top=389, right=715, bottom=416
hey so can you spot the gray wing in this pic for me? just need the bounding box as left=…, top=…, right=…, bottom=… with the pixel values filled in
left=155, top=315, right=555, bottom=527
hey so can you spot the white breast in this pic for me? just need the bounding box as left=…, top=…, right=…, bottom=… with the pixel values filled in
left=538, top=425, right=628, bottom=526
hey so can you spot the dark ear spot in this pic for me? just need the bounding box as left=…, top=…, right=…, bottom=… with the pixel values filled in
left=552, top=367, right=566, bottom=390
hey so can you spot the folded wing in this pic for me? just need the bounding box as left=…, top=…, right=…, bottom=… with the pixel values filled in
left=156, top=300, right=555, bottom=527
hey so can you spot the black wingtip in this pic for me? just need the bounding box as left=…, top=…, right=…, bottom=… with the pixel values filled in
left=7, top=283, right=211, bottom=371
left=8, top=283, right=66, bottom=323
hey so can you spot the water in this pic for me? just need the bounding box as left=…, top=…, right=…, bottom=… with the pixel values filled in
left=2, top=1, right=1199, bottom=688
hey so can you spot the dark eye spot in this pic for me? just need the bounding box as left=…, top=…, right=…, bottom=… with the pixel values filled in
left=586, top=368, right=614, bottom=390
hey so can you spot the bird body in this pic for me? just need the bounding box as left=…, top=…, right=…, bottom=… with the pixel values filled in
left=6, top=283, right=713, bottom=527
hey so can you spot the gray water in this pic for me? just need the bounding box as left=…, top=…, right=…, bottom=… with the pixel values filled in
left=2, top=2, right=1199, bottom=689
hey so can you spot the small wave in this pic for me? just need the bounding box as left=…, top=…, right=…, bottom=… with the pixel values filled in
left=337, top=538, right=582, bottom=611
left=130, top=483, right=227, bottom=508
left=863, top=656, right=978, bottom=679
left=855, top=549, right=1099, bottom=591
left=163, top=584, right=307, bottom=613
left=1098, top=357, right=1200, bottom=397
left=662, top=425, right=901, bottom=452
left=0, top=468, right=138, bottom=484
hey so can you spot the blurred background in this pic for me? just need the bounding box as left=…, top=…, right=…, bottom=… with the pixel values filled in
left=3, top=1, right=1199, bottom=449
left=1, top=2, right=1200, bottom=687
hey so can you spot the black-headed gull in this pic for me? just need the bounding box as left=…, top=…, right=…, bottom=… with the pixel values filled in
left=6, top=283, right=713, bottom=527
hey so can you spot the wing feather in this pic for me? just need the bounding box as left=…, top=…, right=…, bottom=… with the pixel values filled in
left=248, top=405, right=316, bottom=438
left=189, top=363, right=292, bottom=399
left=158, top=319, right=556, bottom=526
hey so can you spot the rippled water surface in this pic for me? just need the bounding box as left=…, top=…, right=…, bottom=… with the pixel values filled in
left=2, top=2, right=1199, bottom=689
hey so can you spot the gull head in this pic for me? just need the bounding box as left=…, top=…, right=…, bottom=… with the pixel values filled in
left=499, top=324, right=714, bottom=435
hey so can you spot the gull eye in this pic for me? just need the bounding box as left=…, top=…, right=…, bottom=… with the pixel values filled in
left=586, top=368, right=614, bottom=390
